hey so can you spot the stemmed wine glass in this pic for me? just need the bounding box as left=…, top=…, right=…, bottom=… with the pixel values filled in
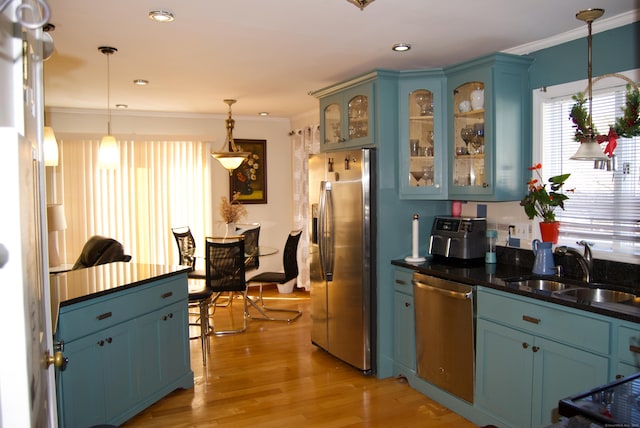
left=410, top=170, right=424, bottom=186
left=469, top=124, right=484, bottom=154
left=460, top=127, right=474, bottom=153
left=414, top=92, right=432, bottom=116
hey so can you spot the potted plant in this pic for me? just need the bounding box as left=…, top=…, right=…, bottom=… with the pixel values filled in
left=219, top=192, right=247, bottom=235
left=520, top=163, right=572, bottom=243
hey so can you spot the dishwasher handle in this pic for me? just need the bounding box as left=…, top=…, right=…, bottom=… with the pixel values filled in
left=413, top=279, right=473, bottom=300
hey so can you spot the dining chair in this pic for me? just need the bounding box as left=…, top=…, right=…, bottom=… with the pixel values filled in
left=187, top=278, right=214, bottom=366
left=237, top=223, right=261, bottom=272
left=71, top=235, right=131, bottom=270
left=206, top=236, right=251, bottom=335
left=171, top=226, right=206, bottom=280
left=245, top=229, right=303, bottom=322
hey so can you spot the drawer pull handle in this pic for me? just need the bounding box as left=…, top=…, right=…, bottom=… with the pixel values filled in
left=161, top=291, right=173, bottom=299
left=629, top=345, right=640, bottom=354
left=395, top=279, right=407, bottom=286
left=97, top=312, right=112, bottom=321
left=522, top=315, right=540, bottom=324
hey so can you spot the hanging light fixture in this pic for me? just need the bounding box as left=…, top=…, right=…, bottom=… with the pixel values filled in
left=43, top=126, right=59, bottom=166
left=211, top=99, right=250, bottom=174
left=346, top=0, right=375, bottom=10
left=569, top=8, right=609, bottom=162
left=98, top=46, right=120, bottom=169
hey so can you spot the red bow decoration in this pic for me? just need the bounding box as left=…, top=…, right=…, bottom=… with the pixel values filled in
left=597, top=127, right=618, bottom=157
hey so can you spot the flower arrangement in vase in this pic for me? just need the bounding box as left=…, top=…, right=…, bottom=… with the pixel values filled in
left=219, top=192, right=247, bottom=233
left=520, top=164, right=573, bottom=243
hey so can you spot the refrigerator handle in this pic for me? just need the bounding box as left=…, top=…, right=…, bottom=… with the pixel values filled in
left=318, top=181, right=334, bottom=281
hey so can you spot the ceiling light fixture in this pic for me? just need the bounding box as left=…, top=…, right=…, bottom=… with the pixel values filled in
left=133, top=79, right=149, bottom=86
left=392, top=43, right=411, bottom=52
left=569, top=8, right=610, bottom=162
left=258, top=112, right=269, bottom=116
left=148, top=10, right=174, bottom=23
left=211, top=99, right=251, bottom=174
left=98, top=46, right=120, bottom=169
left=346, top=0, right=375, bottom=10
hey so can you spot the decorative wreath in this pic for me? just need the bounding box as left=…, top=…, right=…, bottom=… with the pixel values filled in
left=569, top=73, right=640, bottom=157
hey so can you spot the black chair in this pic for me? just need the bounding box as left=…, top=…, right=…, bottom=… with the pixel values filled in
left=187, top=278, right=214, bottom=366
left=237, top=223, right=261, bottom=272
left=72, top=235, right=131, bottom=270
left=245, top=229, right=302, bottom=322
left=171, top=226, right=206, bottom=280
left=206, top=236, right=251, bottom=335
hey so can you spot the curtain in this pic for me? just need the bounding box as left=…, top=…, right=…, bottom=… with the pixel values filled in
left=57, top=139, right=212, bottom=267
left=291, top=125, right=320, bottom=290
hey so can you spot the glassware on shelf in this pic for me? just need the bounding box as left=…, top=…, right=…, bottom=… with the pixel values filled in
left=469, top=123, right=484, bottom=154
left=460, top=126, right=474, bottom=153
left=414, top=92, right=433, bottom=116
left=410, top=170, right=425, bottom=186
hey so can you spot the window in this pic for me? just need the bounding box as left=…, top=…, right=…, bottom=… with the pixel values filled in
left=535, top=70, right=640, bottom=262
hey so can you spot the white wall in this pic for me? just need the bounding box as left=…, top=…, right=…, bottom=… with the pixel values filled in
left=47, top=107, right=293, bottom=273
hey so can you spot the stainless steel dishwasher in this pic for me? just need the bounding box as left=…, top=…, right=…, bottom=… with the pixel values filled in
left=413, top=272, right=475, bottom=403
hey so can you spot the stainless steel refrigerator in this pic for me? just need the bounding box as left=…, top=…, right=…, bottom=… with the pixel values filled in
left=309, top=148, right=375, bottom=374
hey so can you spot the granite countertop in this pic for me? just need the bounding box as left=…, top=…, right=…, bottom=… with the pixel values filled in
left=391, top=257, right=640, bottom=323
left=49, top=262, right=190, bottom=329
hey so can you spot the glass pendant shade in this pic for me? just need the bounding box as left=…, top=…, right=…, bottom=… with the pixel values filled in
left=212, top=152, right=247, bottom=171
left=570, top=137, right=609, bottom=161
left=43, top=126, right=59, bottom=166
left=98, top=135, right=120, bottom=169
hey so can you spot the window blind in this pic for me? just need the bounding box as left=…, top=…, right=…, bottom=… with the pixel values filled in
left=541, top=80, right=639, bottom=256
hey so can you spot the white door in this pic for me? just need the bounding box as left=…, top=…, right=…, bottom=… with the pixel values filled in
left=0, top=3, right=57, bottom=426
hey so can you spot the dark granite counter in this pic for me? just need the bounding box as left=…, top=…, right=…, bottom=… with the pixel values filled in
left=392, top=248, right=640, bottom=323
left=49, top=262, right=190, bottom=328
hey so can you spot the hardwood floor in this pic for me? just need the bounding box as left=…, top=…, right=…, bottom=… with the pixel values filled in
left=123, top=287, right=477, bottom=427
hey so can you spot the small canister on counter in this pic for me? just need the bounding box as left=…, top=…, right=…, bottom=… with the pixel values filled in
left=485, top=229, right=497, bottom=264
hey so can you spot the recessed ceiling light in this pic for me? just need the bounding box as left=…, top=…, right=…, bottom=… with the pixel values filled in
left=258, top=112, right=269, bottom=116
left=148, top=10, right=174, bottom=23
left=392, top=43, right=411, bottom=52
left=115, top=104, right=128, bottom=109
left=133, top=79, right=149, bottom=86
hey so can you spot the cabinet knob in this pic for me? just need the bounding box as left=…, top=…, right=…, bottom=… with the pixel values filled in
left=532, top=346, right=539, bottom=353
left=522, top=342, right=529, bottom=349
left=97, top=340, right=105, bottom=347
left=106, top=337, right=113, bottom=343
left=404, top=302, right=411, bottom=308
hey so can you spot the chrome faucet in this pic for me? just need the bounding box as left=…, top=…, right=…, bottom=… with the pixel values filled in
left=554, top=241, right=593, bottom=283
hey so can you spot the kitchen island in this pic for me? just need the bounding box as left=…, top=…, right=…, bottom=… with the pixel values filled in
left=50, top=262, right=194, bottom=428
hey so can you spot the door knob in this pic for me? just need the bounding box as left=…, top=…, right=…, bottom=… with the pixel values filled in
left=45, top=350, right=68, bottom=370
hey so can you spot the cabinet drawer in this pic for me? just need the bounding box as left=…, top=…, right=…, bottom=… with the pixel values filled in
left=617, top=325, right=640, bottom=367
left=58, top=276, right=187, bottom=341
left=393, top=268, right=414, bottom=296
left=478, top=289, right=610, bottom=354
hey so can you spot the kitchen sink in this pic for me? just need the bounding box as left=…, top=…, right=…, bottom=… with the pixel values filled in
left=505, top=278, right=573, bottom=292
left=555, top=287, right=638, bottom=304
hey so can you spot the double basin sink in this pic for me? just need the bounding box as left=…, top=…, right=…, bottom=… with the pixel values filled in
left=504, top=277, right=639, bottom=306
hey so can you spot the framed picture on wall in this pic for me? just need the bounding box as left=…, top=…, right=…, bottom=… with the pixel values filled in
left=229, top=139, right=267, bottom=204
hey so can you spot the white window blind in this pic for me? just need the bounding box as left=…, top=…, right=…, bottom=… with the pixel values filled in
left=540, top=72, right=639, bottom=258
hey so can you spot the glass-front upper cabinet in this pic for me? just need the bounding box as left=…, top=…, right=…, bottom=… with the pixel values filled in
left=317, top=80, right=374, bottom=152
left=399, top=71, right=447, bottom=199
left=452, top=81, right=486, bottom=190
left=446, top=53, right=533, bottom=201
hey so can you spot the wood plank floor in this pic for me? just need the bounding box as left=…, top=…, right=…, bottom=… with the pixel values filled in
left=123, top=287, right=477, bottom=427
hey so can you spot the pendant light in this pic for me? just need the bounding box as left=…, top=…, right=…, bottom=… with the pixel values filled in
left=346, top=0, right=375, bottom=10
left=211, top=99, right=250, bottom=175
left=570, top=8, right=609, bottom=162
left=98, top=46, right=120, bottom=169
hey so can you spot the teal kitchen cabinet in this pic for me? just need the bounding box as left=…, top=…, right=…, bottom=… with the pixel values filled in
left=615, top=323, right=640, bottom=379
left=312, top=70, right=399, bottom=153
left=53, top=268, right=193, bottom=427
left=393, top=268, right=416, bottom=375
left=398, top=70, right=448, bottom=199
left=445, top=52, right=533, bottom=201
left=475, top=287, right=610, bottom=428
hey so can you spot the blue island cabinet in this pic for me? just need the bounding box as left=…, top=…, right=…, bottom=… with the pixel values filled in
left=53, top=266, right=193, bottom=427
